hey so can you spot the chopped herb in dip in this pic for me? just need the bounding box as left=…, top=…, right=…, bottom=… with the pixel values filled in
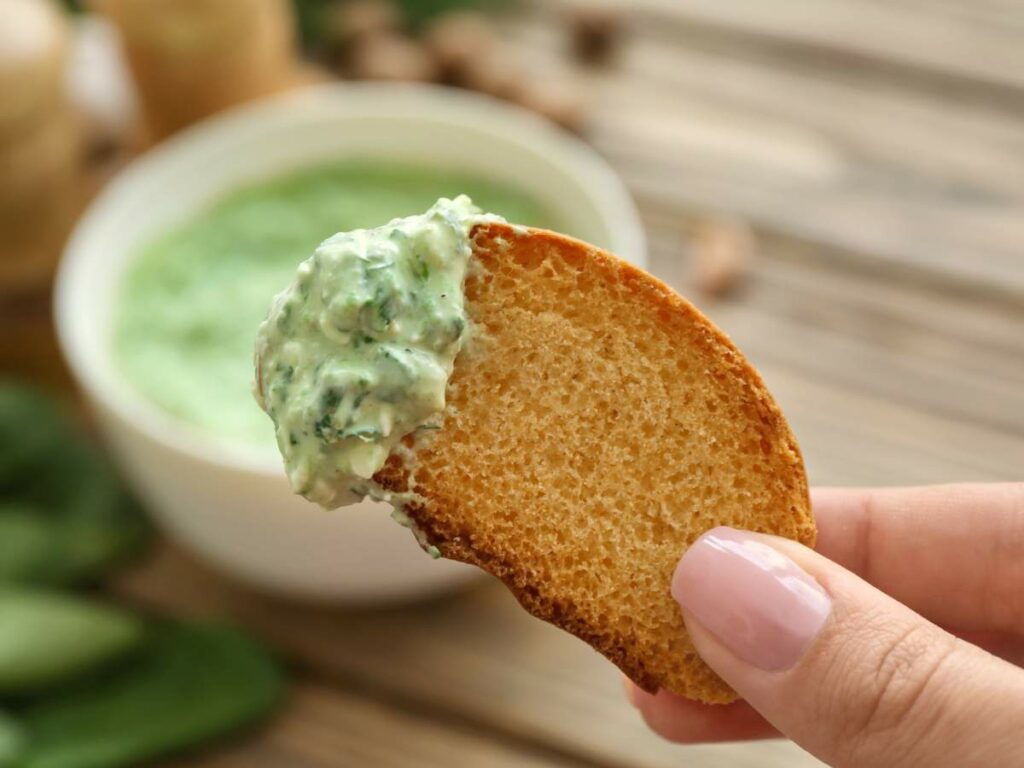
left=254, top=196, right=502, bottom=508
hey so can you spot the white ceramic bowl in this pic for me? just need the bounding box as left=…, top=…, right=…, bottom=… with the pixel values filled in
left=55, top=84, right=647, bottom=602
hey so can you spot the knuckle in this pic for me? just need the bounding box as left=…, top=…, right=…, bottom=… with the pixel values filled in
left=835, top=621, right=959, bottom=765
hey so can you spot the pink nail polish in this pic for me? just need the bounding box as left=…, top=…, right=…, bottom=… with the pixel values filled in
left=672, top=527, right=831, bottom=671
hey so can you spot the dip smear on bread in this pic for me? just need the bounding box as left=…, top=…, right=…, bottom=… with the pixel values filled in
left=254, top=196, right=500, bottom=507
left=255, top=199, right=814, bottom=703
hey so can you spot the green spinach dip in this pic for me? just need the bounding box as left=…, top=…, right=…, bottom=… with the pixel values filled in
left=254, top=197, right=497, bottom=507
left=114, top=163, right=554, bottom=453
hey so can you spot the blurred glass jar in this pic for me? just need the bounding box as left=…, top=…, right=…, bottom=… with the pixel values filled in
left=0, top=0, right=81, bottom=295
left=96, top=0, right=298, bottom=140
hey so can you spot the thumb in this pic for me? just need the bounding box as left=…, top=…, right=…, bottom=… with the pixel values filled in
left=674, top=527, right=1024, bottom=768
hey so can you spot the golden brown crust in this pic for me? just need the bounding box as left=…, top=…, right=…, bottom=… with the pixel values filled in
left=375, top=223, right=814, bottom=704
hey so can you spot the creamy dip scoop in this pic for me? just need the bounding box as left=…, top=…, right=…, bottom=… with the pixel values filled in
left=254, top=196, right=502, bottom=508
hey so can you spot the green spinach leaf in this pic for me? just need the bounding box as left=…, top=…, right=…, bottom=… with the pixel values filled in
left=0, top=589, right=142, bottom=695
left=15, top=623, right=284, bottom=768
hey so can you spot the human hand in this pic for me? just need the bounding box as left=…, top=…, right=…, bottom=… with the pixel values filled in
left=625, top=484, right=1024, bottom=767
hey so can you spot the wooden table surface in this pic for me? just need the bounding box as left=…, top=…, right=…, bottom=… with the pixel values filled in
left=106, top=1, right=1024, bottom=766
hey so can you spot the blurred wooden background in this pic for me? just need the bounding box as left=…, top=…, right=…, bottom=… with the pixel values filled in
left=5, top=0, right=1018, bottom=765
left=107, top=1, right=1024, bottom=767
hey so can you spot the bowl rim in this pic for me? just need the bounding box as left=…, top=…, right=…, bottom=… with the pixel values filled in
left=55, top=82, right=647, bottom=478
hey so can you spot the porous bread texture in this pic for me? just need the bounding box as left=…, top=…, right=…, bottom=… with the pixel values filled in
left=374, top=223, right=814, bottom=703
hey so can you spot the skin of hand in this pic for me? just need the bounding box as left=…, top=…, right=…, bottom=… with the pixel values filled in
left=624, top=484, right=1024, bottom=767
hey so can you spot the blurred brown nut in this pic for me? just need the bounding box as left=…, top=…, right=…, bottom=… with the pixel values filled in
left=73, top=106, right=121, bottom=168
left=0, top=0, right=69, bottom=137
left=348, top=34, right=440, bottom=82
left=567, top=4, right=624, bottom=64
left=690, top=217, right=755, bottom=298
left=513, top=78, right=589, bottom=134
left=460, top=44, right=523, bottom=101
left=324, top=0, right=401, bottom=51
left=423, top=11, right=498, bottom=81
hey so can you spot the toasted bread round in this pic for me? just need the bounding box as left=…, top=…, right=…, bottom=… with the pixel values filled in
left=375, top=223, right=814, bottom=703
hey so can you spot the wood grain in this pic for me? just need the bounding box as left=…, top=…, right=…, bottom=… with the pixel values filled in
left=118, top=544, right=824, bottom=768
left=509, top=13, right=1024, bottom=295
left=545, top=0, right=1024, bottom=101
left=162, top=682, right=571, bottom=768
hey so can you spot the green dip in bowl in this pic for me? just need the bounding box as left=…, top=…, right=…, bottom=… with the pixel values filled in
left=113, top=161, right=557, bottom=447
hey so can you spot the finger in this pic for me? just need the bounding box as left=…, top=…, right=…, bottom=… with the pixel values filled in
left=622, top=636, right=1022, bottom=747
left=622, top=484, right=1024, bottom=747
left=674, top=527, right=1024, bottom=767
left=811, top=483, right=1024, bottom=635
left=624, top=680, right=778, bottom=743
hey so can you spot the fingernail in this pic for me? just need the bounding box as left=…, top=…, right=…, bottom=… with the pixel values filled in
left=672, top=527, right=831, bottom=671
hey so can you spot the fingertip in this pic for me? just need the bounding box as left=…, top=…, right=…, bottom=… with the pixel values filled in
left=622, top=676, right=661, bottom=708
left=630, top=688, right=778, bottom=744
left=621, top=675, right=640, bottom=708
